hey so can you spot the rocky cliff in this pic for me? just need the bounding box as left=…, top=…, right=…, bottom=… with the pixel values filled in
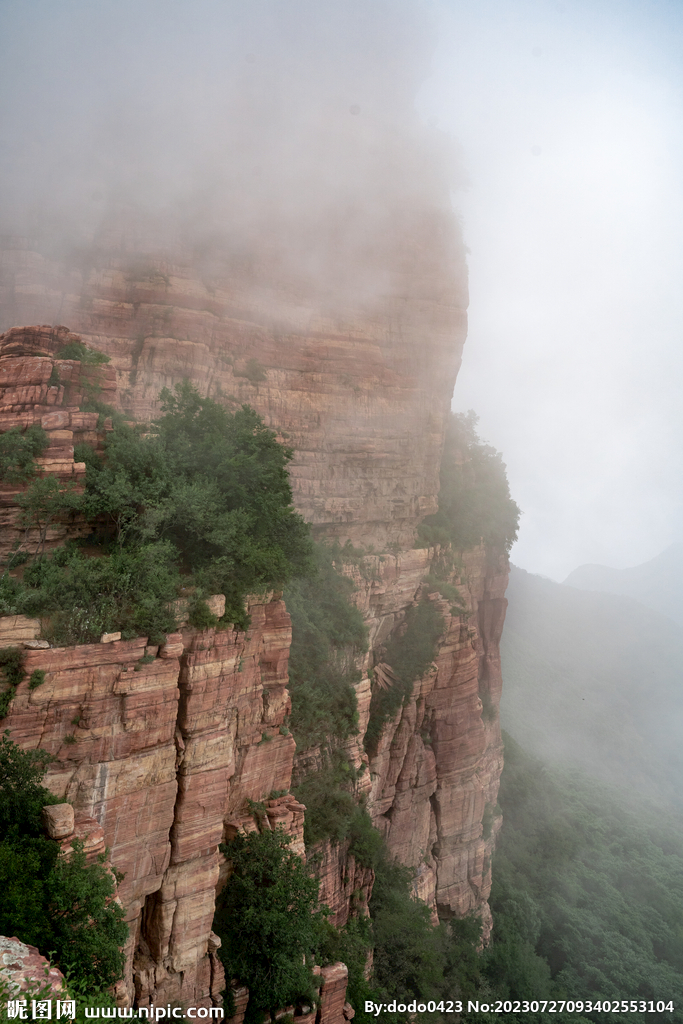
left=335, top=547, right=506, bottom=937
left=0, top=201, right=466, bottom=551
left=0, top=160, right=507, bottom=1018
left=0, top=549, right=506, bottom=1009
left=0, top=596, right=302, bottom=1008
left=0, top=291, right=508, bottom=1021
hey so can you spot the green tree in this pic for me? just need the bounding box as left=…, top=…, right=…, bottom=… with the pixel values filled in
left=84, top=381, right=313, bottom=622
left=370, top=857, right=446, bottom=1004
left=0, top=729, right=53, bottom=837
left=18, top=477, right=83, bottom=556
left=215, top=827, right=326, bottom=1022
left=418, top=411, right=520, bottom=553
left=0, top=424, right=48, bottom=484
left=0, top=734, right=127, bottom=989
left=45, top=841, right=127, bottom=987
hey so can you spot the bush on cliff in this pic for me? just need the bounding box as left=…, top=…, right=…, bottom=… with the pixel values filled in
left=0, top=733, right=127, bottom=989
left=215, top=827, right=326, bottom=1023
left=418, top=411, right=520, bottom=553
left=55, top=340, right=111, bottom=365
left=0, top=424, right=48, bottom=484
left=284, top=542, right=367, bottom=750
left=0, top=380, right=313, bottom=638
left=83, top=380, right=313, bottom=624
left=10, top=541, right=180, bottom=645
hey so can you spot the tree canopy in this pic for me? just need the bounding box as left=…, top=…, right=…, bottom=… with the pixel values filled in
left=215, top=827, right=326, bottom=1022
left=1, top=381, right=313, bottom=640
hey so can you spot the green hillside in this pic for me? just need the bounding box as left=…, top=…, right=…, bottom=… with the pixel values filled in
left=475, top=734, right=683, bottom=1024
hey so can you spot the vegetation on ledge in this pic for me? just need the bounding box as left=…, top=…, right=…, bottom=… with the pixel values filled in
left=418, top=411, right=520, bottom=553
left=0, top=424, right=48, bottom=484
left=364, top=597, right=444, bottom=753
left=285, top=542, right=367, bottom=752
left=0, top=380, right=313, bottom=643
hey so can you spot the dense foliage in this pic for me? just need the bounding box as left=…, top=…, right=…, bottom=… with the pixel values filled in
left=2, top=543, right=180, bottom=645
left=0, top=424, right=48, bottom=484
left=215, top=827, right=326, bottom=1023
left=0, top=647, right=27, bottom=717
left=473, top=734, right=683, bottom=1024
left=294, top=750, right=382, bottom=866
left=418, top=411, right=520, bottom=553
left=335, top=848, right=489, bottom=1024
left=0, top=381, right=313, bottom=640
left=0, top=733, right=127, bottom=989
left=284, top=542, right=367, bottom=750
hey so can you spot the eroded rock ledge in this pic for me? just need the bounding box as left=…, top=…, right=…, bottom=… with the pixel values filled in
left=1, top=540, right=507, bottom=1010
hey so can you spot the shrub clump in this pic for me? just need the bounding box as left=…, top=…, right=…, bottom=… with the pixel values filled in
left=0, top=648, right=26, bottom=718
left=284, top=543, right=367, bottom=751
left=55, top=341, right=111, bottom=365
left=236, top=357, right=267, bottom=382
left=82, top=380, right=313, bottom=624
left=0, top=424, right=48, bottom=484
left=28, top=669, right=46, bottom=690
left=215, top=827, right=326, bottom=1023
left=3, top=542, right=180, bottom=647
left=0, top=380, right=313, bottom=643
left=0, top=732, right=127, bottom=989
left=418, top=411, right=520, bottom=553
left=294, top=751, right=381, bottom=867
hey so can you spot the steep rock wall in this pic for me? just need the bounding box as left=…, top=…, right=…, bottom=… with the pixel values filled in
left=0, top=319, right=510, bottom=1014
left=0, top=597, right=300, bottom=1009
left=0, top=222, right=467, bottom=550
left=0, top=324, right=117, bottom=560
left=337, top=546, right=506, bottom=934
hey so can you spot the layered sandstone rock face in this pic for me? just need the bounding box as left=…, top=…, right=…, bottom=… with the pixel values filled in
left=0, top=207, right=466, bottom=550
left=0, top=935, right=66, bottom=997
left=0, top=113, right=508, bottom=1019
left=310, top=546, right=507, bottom=934
left=0, top=597, right=299, bottom=1009
left=366, top=548, right=506, bottom=934
left=0, top=321, right=509, bottom=1019
left=0, top=324, right=116, bottom=560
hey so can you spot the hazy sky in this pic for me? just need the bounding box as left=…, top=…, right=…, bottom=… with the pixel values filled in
left=418, top=0, right=683, bottom=579
left=1, top=1, right=681, bottom=581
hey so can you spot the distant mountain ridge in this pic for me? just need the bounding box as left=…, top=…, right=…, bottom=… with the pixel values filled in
left=563, top=542, right=683, bottom=625
left=500, top=564, right=683, bottom=810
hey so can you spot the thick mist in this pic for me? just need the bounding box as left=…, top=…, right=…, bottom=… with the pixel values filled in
left=3, top=0, right=682, bottom=578
left=418, top=0, right=683, bottom=579
left=0, top=0, right=464, bottom=316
